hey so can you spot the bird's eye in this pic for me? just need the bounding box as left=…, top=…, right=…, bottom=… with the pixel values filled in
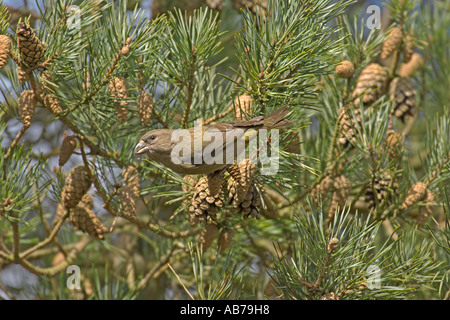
left=150, top=135, right=155, bottom=140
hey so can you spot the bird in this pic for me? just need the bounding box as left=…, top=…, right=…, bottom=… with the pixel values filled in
left=134, top=105, right=291, bottom=175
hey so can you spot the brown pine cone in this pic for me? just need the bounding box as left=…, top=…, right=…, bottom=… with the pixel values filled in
left=227, top=159, right=255, bottom=204
left=137, top=92, right=154, bottom=126
left=327, top=238, right=339, bottom=253
left=62, top=165, right=92, bottom=208
left=328, top=175, right=350, bottom=219
left=401, top=182, right=427, bottom=210
left=59, top=135, right=77, bottom=166
left=352, top=63, right=388, bottom=107
left=69, top=201, right=108, bottom=240
left=389, top=77, right=416, bottom=122
left=365, top=170, right=398, bottom=211
left=399, top=53, right=423, bottom=77
left=335, top=60, right=355, bottom=79
left=108, top=76, right=129, bottom=123
left=337, top=105, right=363, bottom=146
left=198, top=221, right=219, bottom=251
left=310, top=176, right=333, bottom=203
left=417, top=190, right=435, bottom=227
left=18, top=90, right=36, bottom=127
left=234, top=93, right=253, bottom=120
left=0, top=35, right=11, bottom=69
left=381, top=27, right=403, bottom=60
left=402, top=32, right=415, bottom=63
left=385, top=131, right=403, bottom=160
left=16, top=22, right=45, bottom=68
left=217, top=228, right=235, bottom=253
left=189, top=174, right=226, bottom=226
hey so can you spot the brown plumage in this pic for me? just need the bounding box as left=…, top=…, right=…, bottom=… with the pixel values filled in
left=134, top=106, right=291, bottom=174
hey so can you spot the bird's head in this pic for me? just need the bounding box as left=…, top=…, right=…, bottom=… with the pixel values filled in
left=134, top=129, right=172, bottom=157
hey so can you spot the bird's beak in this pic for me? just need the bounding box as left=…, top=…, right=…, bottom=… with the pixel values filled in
left=134, top=141, right=149, bottom=154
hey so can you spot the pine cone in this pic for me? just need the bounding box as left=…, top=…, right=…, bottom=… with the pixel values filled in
left=198, top=222, right=219, bottom=251
left=381, top=27, right=403, bottom=60
left=234, top=93, right=253, bottom=120
left=328, top=175, right=350, bottom=219
left=0, top=35, right=11, bottom=69
left=16, top=22, right=45, bottom=68
left=217, top=229, right=234, bottom=253
left=335, top=60, right=355, bottom=79
left=327, top=238, right=339, bottom=253
left=402, top=32, right=415, bottom=63
left=401, top=182, right=427, bottom=210
left=118, top=186, right=136, bottom=218
left=385, top=131, right=403, bottom=160
left=337, top=105, right=362, bottom=146
left=43, top=93, right=62, bottom=114
left=62, top=165, right=92, bottom=208
left=18, top=90, right=36, bottom=127
left=69, top=199, right=108, bottom=240
left=108, top=76, right=129, bottom=123
left=227, top=159, right=255, bottom=203
left=389, top=77, right=416, bottom=122
left=352, top=63, right=388, bottom=107
left=137, top=92, right=154, bottom=126
left=122, top=165, right=140, bottom=197
left=310, top=176, right=333, bottom=203
left=59, top=135, right=77, bottom=166
left=417, top=190, right=435, bottom=227
left=189, top=174, right=225, bottom=226
left=365, top=170, right=398, bottom=211
left=399, top=53, right=423, bottom=77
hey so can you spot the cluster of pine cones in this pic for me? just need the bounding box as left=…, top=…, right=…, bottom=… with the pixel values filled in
left=335, top=26, right=422, bottom=148
left=325, top=24, right=434, bottom=222
left=186, top=159, right=263, bottom=227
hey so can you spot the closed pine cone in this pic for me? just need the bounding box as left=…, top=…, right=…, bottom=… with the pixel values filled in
left=389, top=77, right=416, bottom=122
left=59, top=135, right=77, bottom=166
left=402, top=32, right=415, bottom=63
left=198, top=221, right=219, bottom=251
left=311, top=176, right=333, bottom=203
left=217, top=228, right=235, bottom=253
left=401, top=182, right=427, bottom=210
left=381, top=27, right=403, bottom=60
left=337, top=105, right=362, bottom=146
left=352, top=63, right=388, bottom=107
left=385, top=131, right=403, bottom=160
left=16, top=22, right=45, bottom=68
left=69, top=195, right=108, bottom=240
left=0, top=35, right=11, bottom=69
left=335, top=60, right=354, bottom=79
left=62, top=165, right=92, bottom=208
